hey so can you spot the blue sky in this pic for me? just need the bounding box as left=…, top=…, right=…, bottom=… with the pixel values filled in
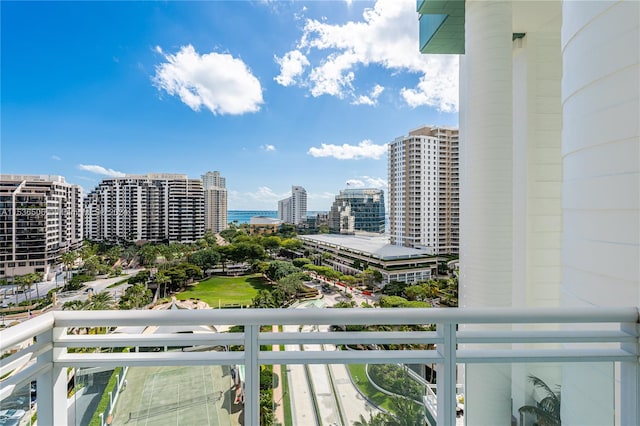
left=1, top=0, right=458, bottom=210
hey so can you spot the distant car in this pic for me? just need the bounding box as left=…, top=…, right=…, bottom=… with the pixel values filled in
left=0, top=409, right=26, bottom=426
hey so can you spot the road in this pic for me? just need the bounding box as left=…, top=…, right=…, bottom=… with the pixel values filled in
left=1, top=269, right=142, bottom=312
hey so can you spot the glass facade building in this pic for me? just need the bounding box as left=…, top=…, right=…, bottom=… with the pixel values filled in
left=328, top=188, right=385, bottom=234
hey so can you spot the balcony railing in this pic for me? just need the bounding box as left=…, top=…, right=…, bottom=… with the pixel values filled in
left=0, top=307, right=638, bottom=426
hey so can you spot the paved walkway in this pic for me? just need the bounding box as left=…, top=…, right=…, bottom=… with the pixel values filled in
left=284, top=323, right=318, bottom=426
left=303, top=325, right=341, bottom=426
left=271, top=325, right=285, bottom=425
left=284, top=300, right=386, bottom=426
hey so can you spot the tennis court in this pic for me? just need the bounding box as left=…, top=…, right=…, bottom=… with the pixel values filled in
left=111, top=365, right=241, bottom=426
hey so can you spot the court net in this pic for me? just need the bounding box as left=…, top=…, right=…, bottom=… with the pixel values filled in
left=128, top=391, right=223, bottom=421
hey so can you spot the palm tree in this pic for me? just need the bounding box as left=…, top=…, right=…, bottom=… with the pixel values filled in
left=62, top=300, right=88, bottom=310
left=25, top=272, right=42, bottom=301
left=154, top=271, right=170, bottom=299
left=518, top=375, right=561, bottom=426
left=120, top=284, right=151, bottom=309
left=86, top=291, right=114, bottom=310
left=386, top=396, right=425, bottom=426
left=353, top=412, right=389, bottom=426
left=61, top=251, right=77, bottom=289
left=13, top=275, right=27, bottom=305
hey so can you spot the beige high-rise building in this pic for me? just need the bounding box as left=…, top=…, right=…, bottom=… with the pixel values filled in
left=201, top=171, right=227, bottom=234
left=388, top=125, right=459, bottom=255
left=0, top=175, right=82, bottom=279
left=84, top=174, right=204, bottom=243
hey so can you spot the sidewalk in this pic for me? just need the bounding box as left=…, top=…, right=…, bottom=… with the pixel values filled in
left=271, top=325, right=285, bottom=425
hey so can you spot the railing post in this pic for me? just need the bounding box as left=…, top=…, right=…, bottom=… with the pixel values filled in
left=245, top=324, right=259, bottom=426
left=620, top=321, right=639, bottom=426
left=37, top=326, right=68, bottom=426
left=436, top=322, right=456, bottom=425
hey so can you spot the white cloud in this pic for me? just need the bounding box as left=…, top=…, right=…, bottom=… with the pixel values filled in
left=51, top=155, right=61, bottom=161
left=261, top=144, right=276, bottom=152
left=352, top=84, right=384, bottom=106
left=362, top=175, right=387, bottom=188
left=78, top=164, right=126, bottom=177
left=308, top=140, right=387, bottom=160
left=153, top=45, right=264, bottom=116
left=274, top=50, right=310, bottom=86
left=346, top=176, right=387, bottom=189
left=308, top=191, right=336, bottom=200
left=275, top=0, right=458, bottom=112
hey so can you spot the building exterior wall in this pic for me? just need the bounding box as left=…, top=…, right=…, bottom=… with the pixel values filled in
left=328, top=188, right=385, bottom=234
left=0, top=175, right=82, bottom=279
left=291, top=186, right=307, bottom=225
left=388, top=125, right=459, bottom=255
left=202, top=171, right=227, bottom=234
left=279, top=186, right=307, bottom=225
left=249, top=216, right=282, bottom=236
left=459, top=3, right=514, bottom=423
left=84, top=174, right=204, bottom=243
left=278, top=197, right=292, bottom=224
left=299, top=235, right=438, bottom=285
left=560, top=1, right=639, bottom=424
left=419, top=0, right=638, bottom=424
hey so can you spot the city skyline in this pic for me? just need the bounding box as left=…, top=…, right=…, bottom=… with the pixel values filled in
left=1, top=0, right=458, bottom=211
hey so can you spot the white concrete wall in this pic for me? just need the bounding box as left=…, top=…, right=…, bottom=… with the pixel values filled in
left=511, top=8, right=564, bottom=418
left=560, top=1, right=639, bottom=425
left=460, top=1, right=514, bottom=424
left=512, top=25, right=563, bottom=311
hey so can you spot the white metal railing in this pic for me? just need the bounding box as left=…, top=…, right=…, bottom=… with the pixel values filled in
left=0, top=307, right=638, bottom=426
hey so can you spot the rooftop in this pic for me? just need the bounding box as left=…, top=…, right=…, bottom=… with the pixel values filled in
left=299, top=233, right=434, bottom=259
left=249, top=216, right=282, bottom=225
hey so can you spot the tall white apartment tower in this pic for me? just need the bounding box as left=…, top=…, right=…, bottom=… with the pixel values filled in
left=0, top=175, right=82, bottom=279
left=278, top=186, right=307, bottom=225
left=84, top=174, right=204, bottom=243
left=388, top=126, right=459, bottom=255
left=277, top=197, right=292, bottom=224
left=201, top=171, right=227, bottom=234
left=291, top=185, right=307, bottom=225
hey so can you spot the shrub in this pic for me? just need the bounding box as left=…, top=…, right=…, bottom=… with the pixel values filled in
left=368, top=364, right=423, bottom=401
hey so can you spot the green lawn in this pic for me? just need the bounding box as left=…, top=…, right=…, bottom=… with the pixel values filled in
left=177, top=273, right=271, bottom=307
left=347, top=364, right=393, bottom=411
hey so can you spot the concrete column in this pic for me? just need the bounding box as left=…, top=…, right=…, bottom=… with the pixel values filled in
left=511, top=7, right=564, bottom=417
left=460, top=1, right=514, bottom=424
left=561, top=1, right=639, bottom=425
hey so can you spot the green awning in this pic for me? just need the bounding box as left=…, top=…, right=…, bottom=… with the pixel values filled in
left=417, top=0, right=465, bottom=54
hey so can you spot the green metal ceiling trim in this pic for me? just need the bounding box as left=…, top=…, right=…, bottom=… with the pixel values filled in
left=417, top=0, right=465, bottom=54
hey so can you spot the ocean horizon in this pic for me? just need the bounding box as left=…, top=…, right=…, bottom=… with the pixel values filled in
left=228, top=210, right=328, bottom=224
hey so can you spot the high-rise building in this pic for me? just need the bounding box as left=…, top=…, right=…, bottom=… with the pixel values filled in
left=418, top=0, right=639, bottom=424
left=84, top=174, right=204, bottom=243
left=328, top=188, right=385, bottom=234
left=0, top=175, right=82, bottom=279
left=278, top=186, right=307, bottom=225
left=201, top=171, right=225, bottom=190
left=277, top=197, right=292, bottom=224
left=388, top=125, right=459, bottom=254
left=291, top=186, right=307, bottom=225
left=201, top=171, right=227, bottom=234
